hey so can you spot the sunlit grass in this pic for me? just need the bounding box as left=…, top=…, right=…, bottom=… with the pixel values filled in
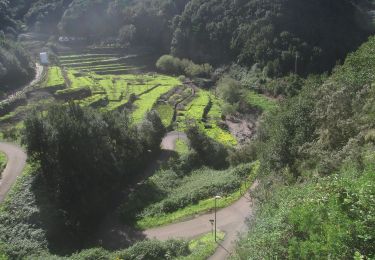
left=246, top=90, right=278, bottom=112
left=176, top=232, right=225, bottom=260
left=44, top=66, right=65, bottom=88
left=177, top=89, right=237, bottom=146
left=155, top=104, right=174, bottom=127
left=175, top=139, right=189, bottom=155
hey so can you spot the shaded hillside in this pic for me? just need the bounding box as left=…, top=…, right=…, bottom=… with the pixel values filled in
left=6, top=0, right=371, bottom=77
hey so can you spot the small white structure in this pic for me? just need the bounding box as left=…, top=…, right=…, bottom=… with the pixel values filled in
left=40, top=52, right=49, bottom=65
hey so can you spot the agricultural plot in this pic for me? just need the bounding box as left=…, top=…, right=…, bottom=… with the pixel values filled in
left=36, top=52, right=182, bottom=123
left=176, top=89, right=237, bottom=146
left=1, top=50, right=236, bottom=146
left=40, top=66, right=65, bottom=90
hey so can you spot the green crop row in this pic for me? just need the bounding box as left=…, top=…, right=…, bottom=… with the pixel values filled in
left=132, top=80, right=180, bottom=122
left=44, top=66, right=65, bottom=88
left=177, top=89, right=237, bottom=146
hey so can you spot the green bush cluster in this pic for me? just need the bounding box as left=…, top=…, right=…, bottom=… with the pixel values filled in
left=156, top=55, right=212, bottom=78
left=63, top=240, right=189, bottom=260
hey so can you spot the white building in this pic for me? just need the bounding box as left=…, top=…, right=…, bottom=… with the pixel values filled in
left=40, top=52, right=49, bottom=65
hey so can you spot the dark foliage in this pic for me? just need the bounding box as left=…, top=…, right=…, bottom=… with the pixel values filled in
left=22, top=103, right=165, bottom=235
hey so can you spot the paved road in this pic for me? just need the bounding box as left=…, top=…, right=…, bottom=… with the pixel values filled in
left=0, top=143, right=27, bottom=203
left=144, top=181, right=257, bottom=259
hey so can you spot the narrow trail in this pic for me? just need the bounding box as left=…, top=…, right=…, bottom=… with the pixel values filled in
left=0, top=143, right=27, bottom=203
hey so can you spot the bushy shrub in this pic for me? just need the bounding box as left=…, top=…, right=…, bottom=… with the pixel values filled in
left=115, top=240, right=190, bottom=260
left=70, top=248, right=110, bottom=260
left=156, top=55, right=212, bottom=78
left=217, top=76, right=243, bottom=104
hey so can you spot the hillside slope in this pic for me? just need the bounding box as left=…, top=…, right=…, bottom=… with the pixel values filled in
left=232, top=35, right=375, bottom=260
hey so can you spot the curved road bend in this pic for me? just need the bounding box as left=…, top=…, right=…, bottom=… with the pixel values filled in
left=144, top=181, right=258, bottom=260
left=0, top=143, right=27, bottom=203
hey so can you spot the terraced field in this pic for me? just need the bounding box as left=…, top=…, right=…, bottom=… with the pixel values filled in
left=1, top=50, right=237, bottom=146
left=39, top=52, right=182, bottom=122
left=176, top=89, right=237, bottom=146
left=154, top=84, right=237, bottom=146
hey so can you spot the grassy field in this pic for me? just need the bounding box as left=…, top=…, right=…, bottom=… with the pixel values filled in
left=246, top=90, right=278, bottom=112
left=154, top=104, right=174, bottom=127
left=43, top=66, right=65, bottom=89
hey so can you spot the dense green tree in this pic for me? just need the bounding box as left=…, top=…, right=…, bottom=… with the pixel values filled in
left=0, top=36, right=35, bottom=91
left=22, top=104, right=165, bottom=234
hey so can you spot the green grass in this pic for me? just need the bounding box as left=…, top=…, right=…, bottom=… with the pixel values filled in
left=136, top=162, right=259, bottom=229
left=66, top=70, right=96, bottom=89
left=155, top=104, right=174, bottom=127
left=177, top=232, right=225, bottom=260
left=44, top=66, right=65, bottom=88
left=246, top=90, right=277, bottom=112
left=0, top=152, right=7, bottom=177
left=175, top=139, right=189, bottom=155
left=179, top=90, right=210, bottom=126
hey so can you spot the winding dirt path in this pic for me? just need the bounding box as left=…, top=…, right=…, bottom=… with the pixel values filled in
left=0, top=143, right=27, bottom=203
